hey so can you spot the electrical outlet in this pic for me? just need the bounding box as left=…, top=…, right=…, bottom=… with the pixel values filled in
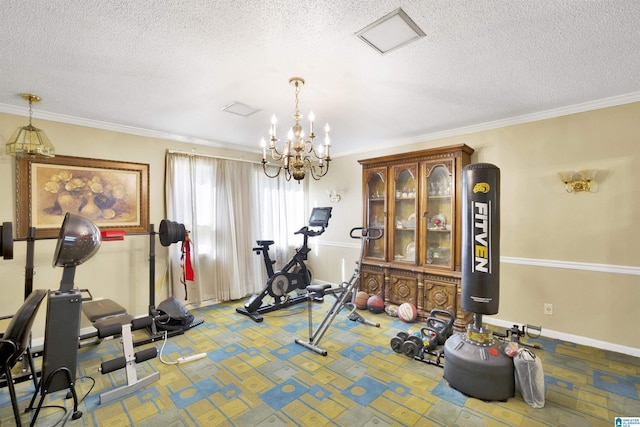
left=544, top=303, right=553, bottom=316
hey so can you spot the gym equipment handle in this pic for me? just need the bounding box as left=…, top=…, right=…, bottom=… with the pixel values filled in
left=100, top=348, right=158, bottom=374
left=135, top=347, right=158, bottom=363
left=98, top=323, right=122, bottom=339
left=350, top=227, right=384, bottom=240
left=100, top=356, right=126, bottom=374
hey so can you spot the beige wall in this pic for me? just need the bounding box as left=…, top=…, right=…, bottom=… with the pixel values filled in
left=2, top=102, right=639, bottom=354
left=308, top=102, right=640, bottom=353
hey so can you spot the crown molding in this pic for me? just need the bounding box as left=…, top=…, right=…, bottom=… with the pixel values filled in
left=2, top=91, right=640, bottom=158
left=0, top=103, right=256, bottom=154
left=336, top=91, right=640, bottom=158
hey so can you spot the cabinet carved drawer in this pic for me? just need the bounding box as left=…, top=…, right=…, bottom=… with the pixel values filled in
left=360, top=265, right=385, bottom=297
left=388, top=270, right=418, bottom=305
left=424, top=279, right=456, bottom=314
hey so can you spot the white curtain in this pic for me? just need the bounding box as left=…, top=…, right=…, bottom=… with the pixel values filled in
left=165, top=151, right=307, bottom=305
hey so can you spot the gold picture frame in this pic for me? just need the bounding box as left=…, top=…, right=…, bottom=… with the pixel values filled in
left=16, top=155, right=149, bottom=238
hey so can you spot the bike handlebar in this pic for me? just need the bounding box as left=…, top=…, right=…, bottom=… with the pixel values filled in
left=350, top=227, right=384, bottom=240
left=294, top=226, right=325, bottom=237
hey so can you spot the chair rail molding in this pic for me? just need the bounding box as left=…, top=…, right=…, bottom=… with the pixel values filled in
left=501, top=256, right=640, bottom=276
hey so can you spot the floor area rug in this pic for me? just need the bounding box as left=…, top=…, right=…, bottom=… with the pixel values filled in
left=2, top=298, right=639, bottom=426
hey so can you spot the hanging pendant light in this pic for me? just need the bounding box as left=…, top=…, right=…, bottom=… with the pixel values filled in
left=5, top=93, right=55, bottom=157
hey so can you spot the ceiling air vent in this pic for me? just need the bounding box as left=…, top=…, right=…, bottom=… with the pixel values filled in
left=355, top=8, right=426, bottom=55
left=221, top=102, right=261, bottom=117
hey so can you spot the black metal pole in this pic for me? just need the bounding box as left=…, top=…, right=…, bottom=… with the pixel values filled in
left=148, top=224, right=157, bottom=316
left=24, top=226, right=36, bottom=299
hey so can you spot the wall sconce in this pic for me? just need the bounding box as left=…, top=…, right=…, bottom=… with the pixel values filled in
left=558, top=169, right=596, bottom=193
left=327, top=189, right=341, bottom=203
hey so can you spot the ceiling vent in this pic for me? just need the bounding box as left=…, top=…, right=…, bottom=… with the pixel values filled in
left=222, top=102, right=261, bottom=117
left=355, top=8, right=426, bottom=55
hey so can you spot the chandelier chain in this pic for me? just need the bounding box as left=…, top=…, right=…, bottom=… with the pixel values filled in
left=294, top=82, right=300, bottom=118
left=28, top=97, right=34, bottom=126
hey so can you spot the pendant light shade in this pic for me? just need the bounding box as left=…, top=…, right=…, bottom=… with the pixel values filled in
left=5, top=94, right=55, bottom=158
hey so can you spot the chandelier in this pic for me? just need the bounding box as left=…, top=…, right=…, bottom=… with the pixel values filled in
left=261, top=77, right=331, bottom=182
left=5, top=93, right=55, bottom=158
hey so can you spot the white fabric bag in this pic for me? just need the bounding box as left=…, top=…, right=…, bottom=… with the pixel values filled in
left=514, top=348, right=545, bottom=408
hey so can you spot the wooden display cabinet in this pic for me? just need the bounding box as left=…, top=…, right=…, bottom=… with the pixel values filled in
left=358, top=144, right=474, bottom=330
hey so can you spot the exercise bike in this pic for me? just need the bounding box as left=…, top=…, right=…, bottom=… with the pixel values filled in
left=236, top=207, right=332, bottom=322
left=295, top=226, right=383, bottom=356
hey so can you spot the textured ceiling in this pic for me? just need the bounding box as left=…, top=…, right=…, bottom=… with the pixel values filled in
left=1, top=0, right=639, bottom=156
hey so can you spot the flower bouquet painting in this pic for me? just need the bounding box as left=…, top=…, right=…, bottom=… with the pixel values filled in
left=16, top=155, right=149, bottom=238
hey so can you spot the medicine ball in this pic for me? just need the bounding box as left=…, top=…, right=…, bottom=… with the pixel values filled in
left=355, top=291, right=369, bottom=309
left=367, top=295, right=384, bottom=314
left=398, top=302, right=417, bottom=323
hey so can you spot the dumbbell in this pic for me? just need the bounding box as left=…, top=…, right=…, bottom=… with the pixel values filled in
left=401, top=334, right=424, bottom=358
left=390, top=331, right=409, bottom=353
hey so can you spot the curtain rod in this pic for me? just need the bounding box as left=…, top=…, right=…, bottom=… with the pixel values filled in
left=167, top=149, right=262, bottom=165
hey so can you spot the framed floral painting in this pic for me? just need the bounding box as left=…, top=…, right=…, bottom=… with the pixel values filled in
left=16, top=155, right=149, bottom=238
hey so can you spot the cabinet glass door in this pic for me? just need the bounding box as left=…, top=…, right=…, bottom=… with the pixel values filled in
left=391, top=165, right=417, bottom=263
left=365, top=169, right=386, bottom=259
left=424, top=162, right=453, bottom=269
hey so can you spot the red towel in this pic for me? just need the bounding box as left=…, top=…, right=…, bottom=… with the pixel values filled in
left=181, top=233, right=195, bottom=282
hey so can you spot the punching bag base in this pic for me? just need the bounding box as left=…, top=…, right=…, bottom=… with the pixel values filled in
left=443, top=333, right=514, bottom=401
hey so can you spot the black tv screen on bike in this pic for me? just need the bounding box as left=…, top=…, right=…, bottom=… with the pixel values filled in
left=308, top=207, right=332, bottom=228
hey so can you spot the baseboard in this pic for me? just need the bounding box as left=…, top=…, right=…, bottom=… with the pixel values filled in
left=483, top=316, right=640, bottom=358
left=183, top=299, right=219, bottom=310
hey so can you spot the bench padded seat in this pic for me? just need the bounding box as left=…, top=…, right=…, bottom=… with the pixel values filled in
left=83, top=299, right=127, bottom=322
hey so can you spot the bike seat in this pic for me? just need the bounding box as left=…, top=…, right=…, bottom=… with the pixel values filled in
left=255, top=240, right=274, bottom=247
left=306, top=283, right=332, bottom=296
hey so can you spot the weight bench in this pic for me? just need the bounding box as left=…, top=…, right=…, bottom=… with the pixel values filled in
left=83, top=298, right=134, bottom=329
left=80, top=293, right=134, bottom=345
